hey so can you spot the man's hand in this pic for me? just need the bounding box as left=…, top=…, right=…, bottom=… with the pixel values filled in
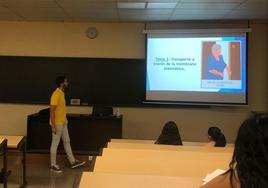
left=209, top=70, right=224, bottom=77
left=51, top=125, right=56, bottom=134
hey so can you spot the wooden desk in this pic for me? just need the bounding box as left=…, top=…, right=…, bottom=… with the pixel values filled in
left=27, top=113, right=122, bottom=154
left=111, top=139, right=154, bottom=144
left=79, top=172, right=202, bottom=188
left=0, top=136, right=24, bottom=149
left=0, top=139, right=9, bottom=188
left=110, top=139, right=234, bottom=147
left=107, top=142, right=234, bottom=153
left=101, top=148, right=232, bottom=161
left=0, top=135, right=27, bottom=188
left=94, top=148, right=231, bottom=178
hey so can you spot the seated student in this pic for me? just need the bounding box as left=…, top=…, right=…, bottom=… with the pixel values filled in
left=201, top=113, right=268, bottom=188
left=155, top=121, right=182, bottom=145
left=204, top=127, right=226, bottom=147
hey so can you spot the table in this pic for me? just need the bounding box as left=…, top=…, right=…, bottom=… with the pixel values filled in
left=0, top=139, right=9, bottom=188
left=0, top=136, right=27, bottom=188
left=79, top=172, right=202, bottom=188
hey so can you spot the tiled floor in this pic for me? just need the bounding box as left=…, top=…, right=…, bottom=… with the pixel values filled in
left=1, top=152, right=93, bottom=188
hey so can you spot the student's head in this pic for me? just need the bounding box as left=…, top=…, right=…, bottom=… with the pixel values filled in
left=229, top=113, right=268, bottom=187
left=56, top=76, right=68, bottom=89
left=208, top=127, right=226, bottom=147
left=156, top=121, right=182, bottom=145
left=211, top=44, right=222, bottom=58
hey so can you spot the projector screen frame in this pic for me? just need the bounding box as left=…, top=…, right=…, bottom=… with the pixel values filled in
left=144, top=31, right=249, bottom=107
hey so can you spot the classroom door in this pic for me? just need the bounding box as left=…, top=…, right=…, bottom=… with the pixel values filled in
left=228, top=42, right=241, bottom=80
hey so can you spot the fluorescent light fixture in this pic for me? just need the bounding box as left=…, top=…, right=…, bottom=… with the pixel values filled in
left=117, top=2, right=146, bottom=9
left=147, top=3, right=177, bottom=9
left=143, top=28, right=252, bottom=34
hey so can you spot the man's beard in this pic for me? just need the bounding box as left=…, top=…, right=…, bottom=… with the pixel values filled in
left=63, top=85, right=69, bottom=92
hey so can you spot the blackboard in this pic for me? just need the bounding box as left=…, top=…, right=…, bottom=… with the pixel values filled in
left=0, top=56, right=146, bottom=106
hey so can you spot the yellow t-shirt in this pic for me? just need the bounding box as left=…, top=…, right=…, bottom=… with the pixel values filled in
left=50, top=88, right=67, bottom=126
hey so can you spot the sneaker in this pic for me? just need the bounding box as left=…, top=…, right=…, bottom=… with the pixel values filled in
left=71, top=160, right=86, bottom=169
left=50, top=165, right=64, bottom=173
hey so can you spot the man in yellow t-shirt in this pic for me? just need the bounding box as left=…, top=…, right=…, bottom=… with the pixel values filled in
left=50, top=76, right=86, bottom=173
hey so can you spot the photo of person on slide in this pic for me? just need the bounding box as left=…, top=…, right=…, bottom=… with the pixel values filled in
left=205, top=44, right=231, bottom=80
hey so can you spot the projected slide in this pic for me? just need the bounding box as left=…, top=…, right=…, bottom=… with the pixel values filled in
left=146, top=35, right=247, bottom=104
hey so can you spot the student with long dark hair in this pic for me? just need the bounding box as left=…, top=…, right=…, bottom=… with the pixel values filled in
left=205, top=127, right=226, bottom=147
left=155, top=121, right=182, bottom=145
left=201, top=113, right=268, bottom=188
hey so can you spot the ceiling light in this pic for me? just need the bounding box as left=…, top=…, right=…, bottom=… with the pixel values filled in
left=147, top=3, right=177, bottom=9
left=117, top=2, right=146, bottom=9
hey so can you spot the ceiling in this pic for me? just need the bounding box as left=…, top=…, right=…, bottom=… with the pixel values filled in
left=0, top=0, right=267, bottom=22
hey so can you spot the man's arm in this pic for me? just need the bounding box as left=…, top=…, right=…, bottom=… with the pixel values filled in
left=208, top=69, right=224, bottom=77
left=50, top=105, right=57, bottom=134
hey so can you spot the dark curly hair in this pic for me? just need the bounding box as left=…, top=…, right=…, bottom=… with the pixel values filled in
left=56, top=75, right=67, bottom=87
left=208, top=127, right=226, bottom=147
left=228, top=113, right=268, bottom=188
left=155, top=121, right=182, bottom=145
